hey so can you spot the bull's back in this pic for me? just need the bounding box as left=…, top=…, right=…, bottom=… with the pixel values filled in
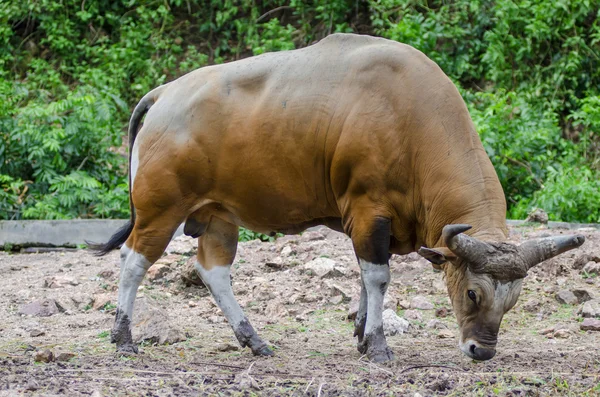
left=135, top=34, right=470, bottom=234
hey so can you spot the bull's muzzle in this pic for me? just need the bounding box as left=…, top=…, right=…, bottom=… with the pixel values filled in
left=460, top=339, right=496, bottom=361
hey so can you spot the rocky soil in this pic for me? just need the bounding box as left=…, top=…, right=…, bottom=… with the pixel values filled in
left=0, top=224, right=599, bottom=396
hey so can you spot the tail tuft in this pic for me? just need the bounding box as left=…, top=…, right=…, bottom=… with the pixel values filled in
left=87, top=221, right=134, bottom=256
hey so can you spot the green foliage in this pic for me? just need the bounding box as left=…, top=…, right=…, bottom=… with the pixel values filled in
left=1, top=0, right=599, bottom=223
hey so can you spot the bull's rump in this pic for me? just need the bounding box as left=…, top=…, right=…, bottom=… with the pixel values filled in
left=132, top=34, right=463, bottom=233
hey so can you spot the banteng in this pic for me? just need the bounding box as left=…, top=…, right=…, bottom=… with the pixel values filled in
left=92, top=34, right=584, bottom=362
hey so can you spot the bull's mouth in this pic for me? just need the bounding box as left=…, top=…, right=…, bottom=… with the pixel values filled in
left=459, top=339, right=497, bottom=361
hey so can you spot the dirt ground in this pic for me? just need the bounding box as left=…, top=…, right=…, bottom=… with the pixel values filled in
left=1, top=224, right=599, bottom=396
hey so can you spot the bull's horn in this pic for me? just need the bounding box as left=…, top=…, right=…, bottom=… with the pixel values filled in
left=443, top=224, right=490, bottom=272
left=519, top=234, right=585, bottom=270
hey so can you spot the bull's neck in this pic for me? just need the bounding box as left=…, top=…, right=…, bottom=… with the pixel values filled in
left=420, top=148, right=508, bottom=249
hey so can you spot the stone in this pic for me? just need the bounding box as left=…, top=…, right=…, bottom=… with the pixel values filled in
left=384, top=295, right=397, bottom=311
left=34, top=349, right=54, bottom=363
left=410, top=296, right=434, bottom=310
left=399, top=300, right=410, bottom=310
left=19, top=299, right=64, bottom=317
left=437, top=329, right=454, bottom=339
left=280, top=245, right=294, bottom=257
left=301, top=231, right=325, bottom=241
left=572, top=289, right=593, bottom=303
left=435, top=307, right=449, bottom=318
left=579, top=299, right=600, bottom=318
left=427, top=319, right=447, bottom=329
left=265, top=301, right=288, bottom=318
left=555, top=290, right=578, bottom=305
left=325, top=281, right=353, bottom=302
left=43, top=275, right=79, bottom=288
left=146, top=264, right=170, bottom=282
left=180, top=257, right=205, bottom=287
left=432, top=278, right=446, bottom=294
left=580, top=318, right=600, bottom=331
left=553, top=329, right=571, bottom=339
left=132, top=297, right=186, bottom=345
left=55, top=352, right=76, bottom=362
left=521, top=298, right=542, bottom=313
left=303, top=258, right=342, bottom=278
left=265, top=257, right=284, bottom=270
left=572, top=254, right=600, bottom=270
left=217, top=342, right=240, bottom=352
left=98, top=269, right=115, bottom=279
left=382, top=309, right=410, bottom=336
left=582, top=261, right=600, bottom=276
left=329, top=295, right=343, bottom=305
left=92, top=293, right=113, bottom=310
left=526, top=208, right=548, bottom=224
left=30, top=329, right=45, bottom=337
left=164, top=235, right=196, bottom=255
left=347, top=296, right=360, bottom=320
left=404, top=310, right=422, bottom=321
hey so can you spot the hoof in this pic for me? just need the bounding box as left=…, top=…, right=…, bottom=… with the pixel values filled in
left=252, top=345, right=274, bottom=357
left=367, top=347, right=394, bottom=363
left=357, top=341, right=368, bottom=355
left=116, top=343, right=139, bottom=354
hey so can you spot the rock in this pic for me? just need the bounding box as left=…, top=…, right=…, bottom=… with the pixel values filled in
left=30, top=329, right=45, bottom=337
left=410, top=296, right=434, bottom=310
left=146, top=264, right=170, bottom=282
left=304, top=258, right=342, bottom=278
left=555, top=290, right=578, bottom=305
left=553, top=329, right=571, bottom=339
left=70, top=294, right=94, bottom=311
left=432, top=278, right=446, bottom=294
left=382, top=309, right=409, bottom=336
left=55, top=352, right=76, bottom=362
left=526, top=208, right=548, bottom=224
left=280, top=245, right=294, bottom=257
left=347, top=297, right=360, bottom=320
left=217, top=342, right=240, bottom=352
left=19, top=299, right=64, bottom=317
left=398, top=300, right=410, bottom=310
left=573, top=254, right=600, bottom=270
left=582, top=261, right=600, bottom=276
left=301, top=231, right=325, bottom=241
left=580, top=318, right=600, bottom=331
left=540, top=326, right=555, bottom=335
left=521, top=298, right=541, bottom=313
left=34, top=349, right=54, bottom=363
left=329, top=295, right=343, bottom=305
left=435, top=307, right=449, bottom=318
left=384, top=295, right=397, bottom=311
left=164, top=235, right=196, bottom=255
left=404, top=310, right=422, bottom=321
left=437, top=329, right=454, bottom=339
left=92, top=293, right=113, bottom=310
left=265, top=301, right=288, bottom=318
left=98, top=269, right=115, bottom=279
left=132, top=297, right=186, bottom=345
left=325, top=281, right=353, bottom=302
left=188, top=300, right=197, bottom=307
left=426, top=319, right=447, bottom=329
left=579, top=299, right=600, bottom=318
left=265, top=257, right=284, bottom=270
left=572, top=289, right=593, bottom=303
left=181, top=257, right=205, bottom=287
left=43, top=275, right=80, bottom=288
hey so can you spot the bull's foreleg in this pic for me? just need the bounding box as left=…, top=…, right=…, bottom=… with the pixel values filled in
left=353, top=278, right=368, bottom=352
left=351, top=216, right=394, bottom=363
left=196, top=217, right=273, bottom=356
left=111, top=244, right=151, bottom=353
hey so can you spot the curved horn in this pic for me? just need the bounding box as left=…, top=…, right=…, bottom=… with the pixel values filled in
left=442, top=224, right=491, bottom=272
left=519, top=234, right=585, bottom=270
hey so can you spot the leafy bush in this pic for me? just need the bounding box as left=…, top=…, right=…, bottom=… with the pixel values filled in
left=1, top=0, right=599, bottom=228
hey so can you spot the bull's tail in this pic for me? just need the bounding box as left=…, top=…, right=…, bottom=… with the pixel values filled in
left=88, top=85, right=168, bottom=256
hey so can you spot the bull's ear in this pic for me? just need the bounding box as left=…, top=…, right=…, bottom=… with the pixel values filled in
left=418, top=247, right=457, bottom=269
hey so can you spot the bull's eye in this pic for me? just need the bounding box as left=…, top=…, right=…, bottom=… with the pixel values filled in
left=467, top=290, right=477, bottom=303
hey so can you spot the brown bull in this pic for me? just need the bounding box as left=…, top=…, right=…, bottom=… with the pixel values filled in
left=92, top=34, right=584, bottom=362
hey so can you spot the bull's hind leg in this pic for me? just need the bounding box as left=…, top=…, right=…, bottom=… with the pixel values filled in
left=351, top=216, right=393, bottom=363
left=195, top=217, right=273, bottom=356
left=112, top=212, right=183, bottom=353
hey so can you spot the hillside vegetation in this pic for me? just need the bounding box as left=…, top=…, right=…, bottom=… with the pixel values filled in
left=1, top=0, right=599, bottom=224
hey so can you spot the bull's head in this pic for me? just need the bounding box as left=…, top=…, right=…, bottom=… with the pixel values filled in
left=419, top=224, right=584, bottom=361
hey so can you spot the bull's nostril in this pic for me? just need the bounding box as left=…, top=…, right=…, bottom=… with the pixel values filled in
left=469, top=344, right=476, bottom=355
